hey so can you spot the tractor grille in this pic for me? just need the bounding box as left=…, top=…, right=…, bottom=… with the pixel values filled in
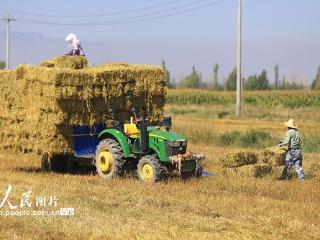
left=166, top=143, right=187, bottom=157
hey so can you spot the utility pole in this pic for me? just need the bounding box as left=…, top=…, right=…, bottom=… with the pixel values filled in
left=236, top=0, right=242, bottom=116
left=2, top=12, right=16, bottom=69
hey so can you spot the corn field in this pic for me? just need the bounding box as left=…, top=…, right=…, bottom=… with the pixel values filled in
left=166, top=89, right=320, bottom=108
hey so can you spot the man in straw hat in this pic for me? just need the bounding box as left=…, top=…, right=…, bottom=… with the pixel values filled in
left=278, top=119, right=305, bottom=181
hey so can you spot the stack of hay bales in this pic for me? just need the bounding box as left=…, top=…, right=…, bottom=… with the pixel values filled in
left=0, top=56, right=166, bottom=155
left=220, top=151, right=272, bottom=178
left=220, top=145, right=288, bottom=178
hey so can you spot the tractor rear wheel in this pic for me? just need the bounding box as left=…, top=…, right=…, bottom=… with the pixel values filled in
left=137, top=155, right=168, bottom=182
left=95, top=139, right=125, bottom=179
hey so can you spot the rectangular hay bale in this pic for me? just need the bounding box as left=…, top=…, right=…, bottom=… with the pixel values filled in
left=220, top=151, right=258, bottom=168
left=258, top=146, right=287, bottom=166
left=236, top=163, right=273, bottom=178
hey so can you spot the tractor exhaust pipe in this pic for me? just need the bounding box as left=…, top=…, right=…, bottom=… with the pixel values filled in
left=140, top=108, right=148, bottom=153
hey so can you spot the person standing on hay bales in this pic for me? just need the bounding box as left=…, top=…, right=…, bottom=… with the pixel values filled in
left=278, top=119, right=305, bottom=181
left=65, top=33, right=85, bottom=56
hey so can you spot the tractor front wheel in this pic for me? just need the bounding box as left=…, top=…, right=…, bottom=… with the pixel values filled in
left=137, top=155, right=168, bottom=182
left=95, top=139, right=125, bottom=179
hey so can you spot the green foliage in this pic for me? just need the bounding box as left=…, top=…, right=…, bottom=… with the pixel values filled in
left=244, top=75, right=259, bottom=90
left=244, top=70, right=269, bottom=90
left=217, top=111, right=229, bottom=119
left=258, top=70, right=269, bottom=90
left=161, top=60, right=174, bottom=88
left=218, top=130, right=241, bottom=146
left=311, top=66, right=320, bottom=90
left=225, top=68, right=237, bottom=91
left=208, top=63, right=223, bottom=90
left=238, top=130, right=272, bottom=148
left=279, top=77, right=305, bottom=90
left=179, top=66, right=201, bottom=88
left=174, top=125, right=277, bottom=150
left=0, top=60, right=6, bottom=70
left=213, top=63, right=219, bottom=86
left=166, top=89, right=320, bottom=108
left=274, top=64, right=279, bottom=89
left=302, top=134, right=320, bottom=153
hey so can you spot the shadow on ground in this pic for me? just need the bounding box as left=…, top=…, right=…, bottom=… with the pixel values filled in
left=14, top=165, right=97, bottom=176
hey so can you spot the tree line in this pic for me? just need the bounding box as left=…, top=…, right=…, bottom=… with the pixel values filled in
left=162, top=60, right=320, bottom=90
left=1, top=59, right=320, bottom=90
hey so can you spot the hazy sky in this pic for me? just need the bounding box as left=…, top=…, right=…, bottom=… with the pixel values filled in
left=1, top=0, right=319, bottom=84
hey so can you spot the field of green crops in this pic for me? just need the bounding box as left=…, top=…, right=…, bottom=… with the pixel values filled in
left=166, top=89, right=320, bottom=108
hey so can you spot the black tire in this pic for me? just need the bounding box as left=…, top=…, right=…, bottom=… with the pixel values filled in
left=95, top=139, right=125, bottom=179
left=137, top=155, right=168, bottom=182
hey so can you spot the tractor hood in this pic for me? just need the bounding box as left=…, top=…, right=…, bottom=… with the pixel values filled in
left=148, top=129, right=187, bottom=142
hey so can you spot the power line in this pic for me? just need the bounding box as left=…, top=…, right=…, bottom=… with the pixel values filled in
left=11, top=0, right=184, bottom=18
left=97, top=0, right=230, bottom=26
left=16, top=0, right=229, bottom=26
left=18, top=0, right=212, bottom=25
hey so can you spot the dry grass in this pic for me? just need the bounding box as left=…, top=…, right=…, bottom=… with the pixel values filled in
left=0, top=142, right=319, bottom=239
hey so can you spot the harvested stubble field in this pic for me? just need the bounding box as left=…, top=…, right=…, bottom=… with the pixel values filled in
left=0, top=89, right=320, bottom=239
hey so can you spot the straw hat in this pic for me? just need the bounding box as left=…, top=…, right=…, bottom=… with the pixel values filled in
left=284, top=119, right=298, bottom=129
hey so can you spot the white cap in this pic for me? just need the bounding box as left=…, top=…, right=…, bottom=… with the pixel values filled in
left=65, top=33, right=77, bottom=43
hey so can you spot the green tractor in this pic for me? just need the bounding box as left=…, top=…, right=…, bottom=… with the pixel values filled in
left=69, top=108, right=204, bottom=182
left=60, top=109, right=205, bottom=182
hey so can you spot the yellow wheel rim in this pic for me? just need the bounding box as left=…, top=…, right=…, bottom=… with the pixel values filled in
left=141, top=163, right=154, bottom=181
left=98, top=150, right=113, bottom=173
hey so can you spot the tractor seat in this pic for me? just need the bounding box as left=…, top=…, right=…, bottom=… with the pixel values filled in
left=124, top=123, right=140, bottom=136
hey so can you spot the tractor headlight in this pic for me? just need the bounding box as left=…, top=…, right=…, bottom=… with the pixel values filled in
left=181, top=141, right=187, bottom=147
left=167, top=140, right=187, bottom=147
left=167, top=141, right=180, bottom=147
left=176, top=139, right=187, bottom=147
